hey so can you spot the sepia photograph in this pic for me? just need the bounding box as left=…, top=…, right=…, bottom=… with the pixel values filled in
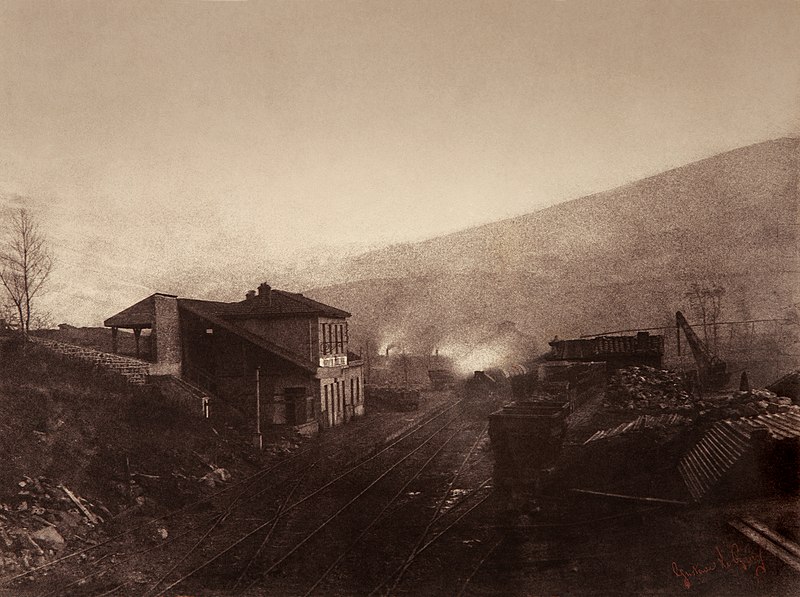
left=0, top=1, right=798, bottom=595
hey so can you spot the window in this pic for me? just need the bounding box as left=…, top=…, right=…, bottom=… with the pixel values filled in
left=320, top=321, right=350, bottom=356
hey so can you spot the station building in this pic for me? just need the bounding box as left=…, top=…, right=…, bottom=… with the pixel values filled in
left=104, top=283, right=364, bottom=435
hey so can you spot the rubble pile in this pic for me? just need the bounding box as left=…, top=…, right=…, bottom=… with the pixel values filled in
left=263, top=439, right=300, bottom=458
left=700, top=389, right=795, bottom=421
left=200, top=467, right=232, bottom=488
left=604, top=366, right=796, bottom=420
left=604, top=366, right=692, bottom=411
left=0, top=476, right=105, bottom=574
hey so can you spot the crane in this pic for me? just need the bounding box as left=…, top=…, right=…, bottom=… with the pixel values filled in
left=676, top=311, right=729, bottom=391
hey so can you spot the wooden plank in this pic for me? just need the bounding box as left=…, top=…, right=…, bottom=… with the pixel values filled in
left=58, top=484, right=101, bottom=526
left=741, top=517, right=800, bottom=561
left=728, top=519, right=800, bottom=573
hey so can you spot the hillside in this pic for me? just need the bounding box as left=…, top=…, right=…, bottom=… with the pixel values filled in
left=307, top=138, right=799, bottom=369
left=0, top=338, right=275, bottom=578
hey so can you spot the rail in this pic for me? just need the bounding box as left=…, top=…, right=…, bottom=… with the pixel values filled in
left=147, top=398, right=470, bottom=596
left=17, top=395, right=474, bottom=597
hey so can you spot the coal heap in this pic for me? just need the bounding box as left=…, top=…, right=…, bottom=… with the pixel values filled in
left=603, top=366, right=795, bottom=420
left=604, top=366, right=692, bottom=412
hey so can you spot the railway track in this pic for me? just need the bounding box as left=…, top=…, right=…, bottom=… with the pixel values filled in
left=2, top=447, right=316, bottom=595
left=370, top=422, right=490, bottom=596
left=15, top=386, right=697, bottom=597
left=153, top=398, right=485, bottom=596
left=26, top=391, right=483, bottom=597
left=115, top=392, right=496, bottom=597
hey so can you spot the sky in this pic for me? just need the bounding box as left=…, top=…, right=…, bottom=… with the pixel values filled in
left=0, top=0, right=798, bottom=325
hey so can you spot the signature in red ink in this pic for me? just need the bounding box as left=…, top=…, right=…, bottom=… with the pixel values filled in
left=671, top=543, right=766, bottom=589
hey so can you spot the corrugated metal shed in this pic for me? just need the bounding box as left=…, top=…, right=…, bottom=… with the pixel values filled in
left=766, top=370, right=800, bottom=401
left=732, top=410, right=800, bottom=440
left=679, top=411, right=800, bottom=501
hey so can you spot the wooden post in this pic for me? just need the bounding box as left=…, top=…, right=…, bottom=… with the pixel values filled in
left=133, top=328, right=141, bottom=358
left=111, top=327, right=118, bottom=354
left=252, top=367, right=262, bottom=449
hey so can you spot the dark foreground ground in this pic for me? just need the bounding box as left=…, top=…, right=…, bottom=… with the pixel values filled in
left=3, top=379, right=799, bottom=597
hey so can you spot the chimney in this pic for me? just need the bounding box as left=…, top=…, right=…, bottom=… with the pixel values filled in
left=258, top=282, right=272, bottom=306
left=245, top=290, right=256, bottom=301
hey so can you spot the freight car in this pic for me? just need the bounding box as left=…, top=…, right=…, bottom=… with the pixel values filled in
left=427, top=368, right=456, bottom=390
left=538, top=360, right=606, bottom=410
left=470, top=360, right=605, bottom=410
left=467, top=363, right=537, bottom=399
left=489, top=399, right=570, bottom=512
left=365, top=385, right=420, bottom=411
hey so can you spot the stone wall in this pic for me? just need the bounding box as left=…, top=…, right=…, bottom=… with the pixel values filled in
left=31, top=338, right=150, bottom=384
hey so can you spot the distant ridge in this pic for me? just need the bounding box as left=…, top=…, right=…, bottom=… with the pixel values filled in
left=307, top=137, right=799, bottom=367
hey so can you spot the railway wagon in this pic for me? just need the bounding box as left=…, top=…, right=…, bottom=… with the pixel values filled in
left=468, top=363, right=537, bottom=399
left=427, top=368, right=456, bottom=390
left=489, top=400, right=570, bottom=511
left=366, top=385, right=420, bottom=411
left=471, top=360, right=605, bottom=410
left=537, top=360, right=606, bottom=409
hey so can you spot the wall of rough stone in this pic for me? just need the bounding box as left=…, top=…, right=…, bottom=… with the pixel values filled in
left=31, top=338, right=150, bottom=384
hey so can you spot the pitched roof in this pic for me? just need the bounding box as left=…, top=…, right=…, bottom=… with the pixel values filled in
left=220, top=290, right=350, bottom=319
left=104, top=287, right=349, bottom=372
left=178, top=299, right=317, bottom=372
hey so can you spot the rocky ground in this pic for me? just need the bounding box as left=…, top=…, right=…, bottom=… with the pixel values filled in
left=0, top=338, right=469, bottom=595
left=2, top=350, right=798, bottom=596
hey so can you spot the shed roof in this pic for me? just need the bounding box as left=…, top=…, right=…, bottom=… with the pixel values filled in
left=104, top=293, right=177, bottom=328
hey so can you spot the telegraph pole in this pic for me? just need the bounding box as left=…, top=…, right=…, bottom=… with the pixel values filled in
left=252, top=366, right=263, bottom=450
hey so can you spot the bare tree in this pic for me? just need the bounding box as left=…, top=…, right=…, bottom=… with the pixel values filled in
left=0, top=208, right=53, bottom=337
left=684, top=282, right=725, bottom=354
